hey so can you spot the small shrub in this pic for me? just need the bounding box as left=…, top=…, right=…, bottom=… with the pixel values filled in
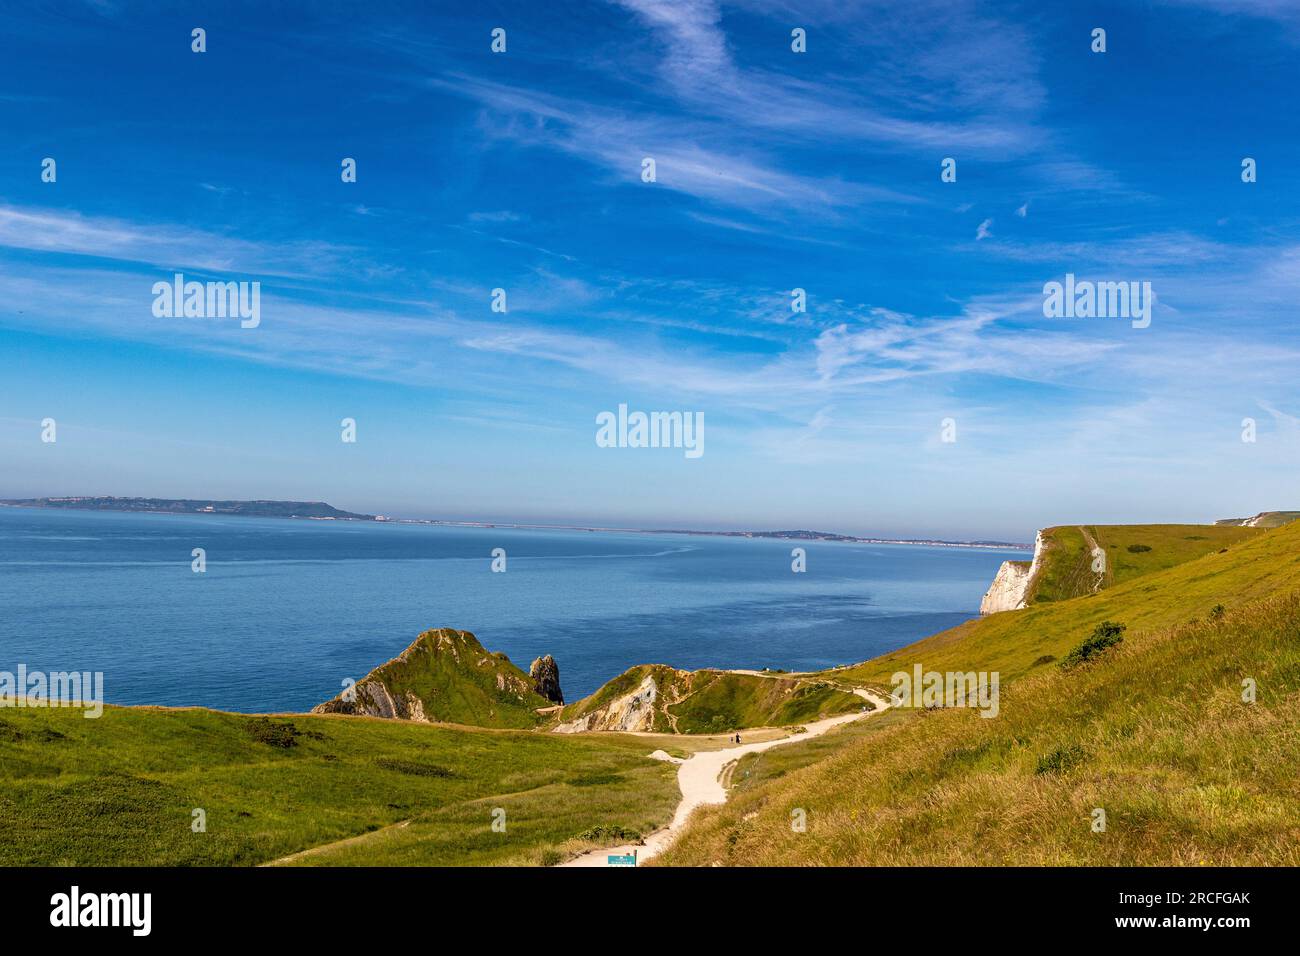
left=1031, top=654, right=1057, bottom=667
left=539, top=849, right=563, bottom=867
left=1126, top=544, right=1152, bottom=553
left=579, top=824, right=640, bottom=843
left=244, top=718, right=301, bottom=748
left=1060, top=621, right=1126, bottom=669
left=1211, top=604, right=1226, bottom=619
left=1035, top=744, right=1087, bottom=775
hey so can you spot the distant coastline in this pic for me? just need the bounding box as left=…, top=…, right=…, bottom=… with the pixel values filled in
left=0, top=496, right=374, bottom=521
left=0, top=496, right=1033, bottom=550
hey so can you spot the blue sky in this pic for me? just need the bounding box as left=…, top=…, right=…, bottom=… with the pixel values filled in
left=1, top=0, right=1299, bottom=540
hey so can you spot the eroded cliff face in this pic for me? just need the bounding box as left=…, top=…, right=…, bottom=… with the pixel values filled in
left=979, top=531, right=1043, bottom=614
left=552, top=664, right=864, bottom=735
left=553, top=672, right=675, bottom=733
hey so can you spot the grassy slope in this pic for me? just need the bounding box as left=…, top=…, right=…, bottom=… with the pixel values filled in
left=670, top=673, right=865, bottom=734
left=0, top=707, right=677, bottom=866
left=837, top=521, right=1293, bottom=688
left=317, top=628, right=553, bottom=729
left=1028, top=524, right=1260, bottom=604
left=725, top=709, right=912, bottom=796
left=1217, top=511, right=1300, bottom=529
left=560, top=665, right=864, bottom=734
left=659, top=523, right=1300, bottom=866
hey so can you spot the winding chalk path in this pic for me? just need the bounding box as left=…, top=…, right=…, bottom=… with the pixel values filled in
left=562, top=688, right=890, bottom=867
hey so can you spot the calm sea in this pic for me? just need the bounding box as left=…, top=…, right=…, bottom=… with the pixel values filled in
left=0, top=507, right=1022, bottom=713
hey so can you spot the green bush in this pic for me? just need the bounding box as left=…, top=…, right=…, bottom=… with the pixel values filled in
left=1126, top=544, right=1152, bottom=553
left=1060, top=621, right=1126, bottom=669
left=578, top=824, right=641, bottom=842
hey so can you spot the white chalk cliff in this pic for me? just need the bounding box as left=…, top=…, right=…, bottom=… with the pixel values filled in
left=553, top=673, right=666, bottom=733
left=979, top=531, right=1044, bottom=614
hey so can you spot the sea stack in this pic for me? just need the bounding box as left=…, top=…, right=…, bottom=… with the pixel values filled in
left=530, top=655, right=564, bottom=705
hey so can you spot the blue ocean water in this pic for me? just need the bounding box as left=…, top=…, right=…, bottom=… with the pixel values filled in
left=0, top=507, right=1022, bottom=713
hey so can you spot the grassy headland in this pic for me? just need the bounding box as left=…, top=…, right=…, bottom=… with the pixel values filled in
left=658, top=521, right=1300, bottom=865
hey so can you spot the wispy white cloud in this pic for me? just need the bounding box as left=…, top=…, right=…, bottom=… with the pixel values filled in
left=0, top=205, right=355, bottom=280
left=612, top=0, right=1041, bottom=153
left=437, top=75, right=916, bottom=215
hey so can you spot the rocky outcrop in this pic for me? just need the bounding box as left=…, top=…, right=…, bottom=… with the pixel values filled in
left=311, top=627, right=551, bottom=729
left=529, top=655, right=564, bottom=704
left=979, top=530, right=1043, bottom=614
left=555, top=673, right=664, bottom=733
left=316, top=680, right=430, bottom=720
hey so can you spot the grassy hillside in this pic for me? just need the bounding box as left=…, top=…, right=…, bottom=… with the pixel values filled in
left=1026, top=524, right=1260, bottom=604
left=0, top=706, right=677, bottom=866
left=559, top=664, right=866, bottom=734
left=313, top=628, right=553, bottom=729
left=659, top=586, right=1300, bottom=866
left=660, top=520, right=1300, bottom=865
left=672, top=672, right=866, bottom=734
left=842, top=521, right=1300, bottom=690
left=1217, top=511, right=1300, bottom=529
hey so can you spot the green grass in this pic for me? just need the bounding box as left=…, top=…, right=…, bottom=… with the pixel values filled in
left=667, top=673, right=863, bottom=734
left=560, top=665, right=863, bottom=733
left=0, top=707, right=677, bottom=866
left=836, top=520, right=1300, bottom=688
left=1217, top=511, right=1300, bottom=529
left=1092, top=524, right=1261, bottom=588
left=1024, top=525, right=1096, bottom=603
left=659, top=588, right=1300, bottom=866
left=659, top=521, right=1300, bottom=866
left=1026, top=524, right=1260, bottom=604
left=726, top=708, right=911, bottom=796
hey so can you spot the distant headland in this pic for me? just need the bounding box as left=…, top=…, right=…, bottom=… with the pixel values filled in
left=0, top=496, right=375, bottom=521
left=0, top=496, right=1032, bottom=549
